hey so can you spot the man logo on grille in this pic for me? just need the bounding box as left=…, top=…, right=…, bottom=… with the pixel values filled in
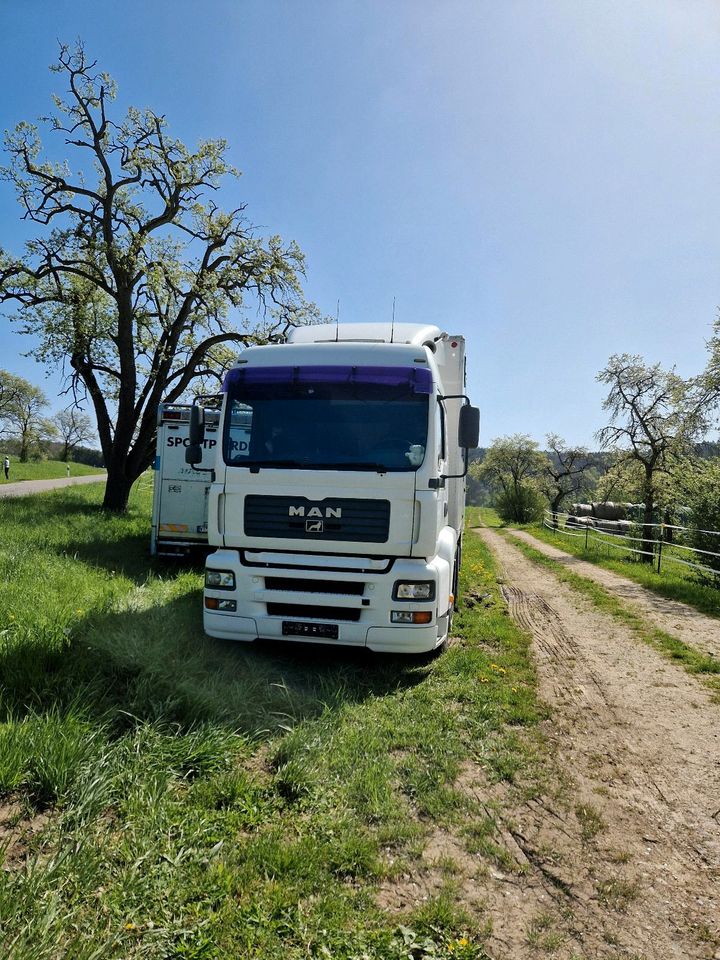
left=305, top=519, right=324, bottom=533
left=289, top=505, right=342, bottom=518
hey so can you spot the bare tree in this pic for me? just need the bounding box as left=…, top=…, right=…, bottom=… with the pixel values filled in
left=0, top=42, right=311, bottom=510
left=54, top=407, right=95, bottom=461
left=542, top=434, right=593, bottom=527
left=596, top=354, right=712, bottom=561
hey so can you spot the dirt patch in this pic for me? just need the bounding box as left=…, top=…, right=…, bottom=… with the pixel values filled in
left=508, top=528, right=720, bottom=661
left=0, top=798, right=51, bottom=870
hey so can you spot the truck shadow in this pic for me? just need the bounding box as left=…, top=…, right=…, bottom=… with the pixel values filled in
left=0, top=589, right=431, bottom=739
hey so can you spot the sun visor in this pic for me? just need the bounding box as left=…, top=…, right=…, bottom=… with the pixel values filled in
left=223, top=365, right=432, bottom=394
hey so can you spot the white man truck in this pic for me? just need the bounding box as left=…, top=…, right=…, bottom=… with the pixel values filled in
left=185, top=323, right=479, bottom=654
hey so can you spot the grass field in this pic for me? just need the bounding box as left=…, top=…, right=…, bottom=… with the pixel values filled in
left=0, top=480, right=541, bottom=959
left=0, top=459, right=105, bottom=483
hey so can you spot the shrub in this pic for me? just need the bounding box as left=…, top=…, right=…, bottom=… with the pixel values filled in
left=684, top=460, right=720, bottom=581
left=494, top=483, right=545, bottom=524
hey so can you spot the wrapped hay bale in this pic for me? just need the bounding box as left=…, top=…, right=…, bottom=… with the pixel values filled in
left=592, top=501, right=627, bottom=521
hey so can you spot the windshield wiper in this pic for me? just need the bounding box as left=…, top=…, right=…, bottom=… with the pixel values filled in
left=244, top=460, right=394, bottom=473
left=246, top=459, right=307, bottom=472
left=312, top=462, right=389, bottom=472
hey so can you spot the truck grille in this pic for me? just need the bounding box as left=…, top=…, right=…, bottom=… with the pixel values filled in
left=266, top=602, right=361, bottom=622
left=265, top=577, right=365, bottom=596
left=244, top=496, right=390, bottom=543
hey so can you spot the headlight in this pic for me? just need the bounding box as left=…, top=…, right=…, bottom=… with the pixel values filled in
left=205, top=569, right=235, bottom=590
left=393, top=581, right=435, bottom=601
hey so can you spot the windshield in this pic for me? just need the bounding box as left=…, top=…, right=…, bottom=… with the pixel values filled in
left=223, top=365, right=430, bottom=471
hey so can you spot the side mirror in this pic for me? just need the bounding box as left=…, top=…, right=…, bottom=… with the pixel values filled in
left=189, top=405, right=205, bottom=445
left=458, top=405, right=480, bottom=449
left=185, top=405, right=205, bottom=465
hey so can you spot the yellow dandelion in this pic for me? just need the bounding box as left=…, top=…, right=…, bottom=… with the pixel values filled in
left=458, top=938, right=469, bottom=947
left=125, top=923, right=137, bottom=931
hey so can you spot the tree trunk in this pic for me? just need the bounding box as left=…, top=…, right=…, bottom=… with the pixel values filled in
left=102, top=457, right=135, bottom=512
left=662, top=506, right=674, bottom=544
left=61, top=442, right=70, bottom=462
left=641, top=468, right=655, bottom=563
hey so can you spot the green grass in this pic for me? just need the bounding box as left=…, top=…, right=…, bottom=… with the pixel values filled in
left=466, top=506, right=503, bottom=529
left=507, top=533, right=720, bottom=701
left=0, top=459, right=105, bottom=483
left=527, top=521, right=720, bottom=619
left=0, top=480, right=542, bottom=958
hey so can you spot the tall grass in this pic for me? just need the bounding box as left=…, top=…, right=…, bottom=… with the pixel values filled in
left=0, top=482, right=539, bottom=958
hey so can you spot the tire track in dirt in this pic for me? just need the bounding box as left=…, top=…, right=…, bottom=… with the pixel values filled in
left=476, top=527, right=720, bottom=960
left=508, top=528, right=720, bottom=662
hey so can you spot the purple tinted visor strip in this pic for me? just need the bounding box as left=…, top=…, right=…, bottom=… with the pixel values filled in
left=222, top=365, right=433, bottom=394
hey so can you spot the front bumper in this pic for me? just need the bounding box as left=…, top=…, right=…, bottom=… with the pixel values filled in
left=203, top=549, right=451, bottom=654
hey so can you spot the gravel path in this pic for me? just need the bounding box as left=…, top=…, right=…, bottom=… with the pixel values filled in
left=473, top=526, right=720, bottom=960
left=0, top=474, right=106, bottom=499
left=507, top=527, right=720, bottom=661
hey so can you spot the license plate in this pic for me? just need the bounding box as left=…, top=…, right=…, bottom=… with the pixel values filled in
left=282, top=621, right=338, bottom=640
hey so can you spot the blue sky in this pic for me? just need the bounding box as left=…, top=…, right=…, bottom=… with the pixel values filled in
left=1, top=0, right=719, bottom=447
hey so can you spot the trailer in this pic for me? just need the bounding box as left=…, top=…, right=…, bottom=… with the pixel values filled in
left=150, top=403, right=221, bottom=556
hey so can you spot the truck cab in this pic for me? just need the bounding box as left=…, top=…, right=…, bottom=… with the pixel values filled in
left=190, top=323, right=478, bottom=653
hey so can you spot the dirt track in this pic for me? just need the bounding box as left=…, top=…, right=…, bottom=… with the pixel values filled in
left=473, top=527, right=720, bottom=959
left=508, top=528, right=720, bottom=661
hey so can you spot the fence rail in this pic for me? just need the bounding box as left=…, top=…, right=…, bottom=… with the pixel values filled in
left=542, top=509, right=720, bottom=579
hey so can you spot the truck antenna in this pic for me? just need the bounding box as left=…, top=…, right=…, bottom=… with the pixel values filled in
left=391, top=297, right=396, bottom=343
left=335, top=300, right=340, bottom=342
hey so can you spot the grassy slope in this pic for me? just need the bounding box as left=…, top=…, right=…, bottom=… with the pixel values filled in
left=0, top=460, right=105, bottom=483
left=525, top=521, right=720, bottom=619
left=0, top=481, right=541, bottom=959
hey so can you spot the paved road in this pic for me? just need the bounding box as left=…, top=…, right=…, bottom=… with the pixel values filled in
left=0, top=474, right=107, bottom=498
